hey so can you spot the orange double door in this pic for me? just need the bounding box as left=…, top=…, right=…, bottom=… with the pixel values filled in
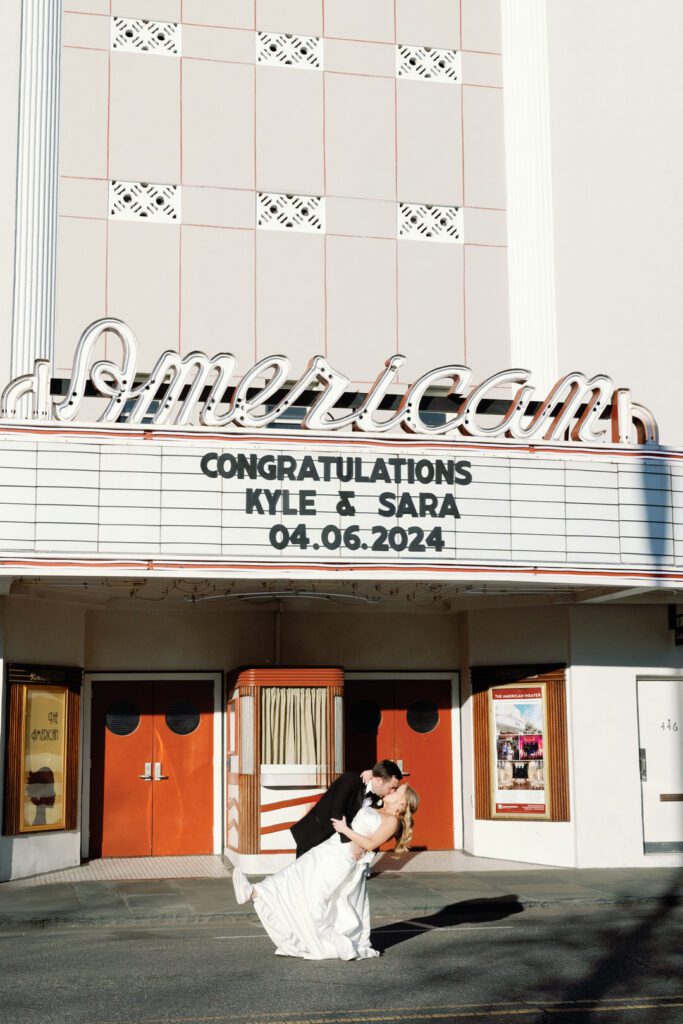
left=345, top=678, right=454, bottom=850
left=90, top=679, right=214, bottom=858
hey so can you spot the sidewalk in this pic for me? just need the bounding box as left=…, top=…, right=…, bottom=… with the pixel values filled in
left=0, top=866, right=680, bottom=931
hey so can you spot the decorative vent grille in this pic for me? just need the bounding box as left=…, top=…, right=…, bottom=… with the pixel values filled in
left=398, top=203, right=463, bottom=243
left=397, top=45, right=460, bottom=82
left=109, top=181, right=181, bottom=222
left=257, top=193, right=324, bottom=233
left=111, top=17, right=181, bottom=55
left=256, top=32, right=322, bottom=69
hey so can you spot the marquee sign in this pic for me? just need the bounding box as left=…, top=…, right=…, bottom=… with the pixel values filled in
left=0, top=429, right=680, bottom=584
left=0, top=318, right=658, bottom=447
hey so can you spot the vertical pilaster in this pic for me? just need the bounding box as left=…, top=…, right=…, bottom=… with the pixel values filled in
left=501, top=0, right=558, bottom=391
left=10, top=0, right=62, bottom=387
left=0, top=594, right=9, bottom=880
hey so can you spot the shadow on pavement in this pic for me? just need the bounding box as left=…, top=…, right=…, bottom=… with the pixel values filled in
left=553, top=871, right=683, bottom=1022
left=371, top=895, right=524, bottom=951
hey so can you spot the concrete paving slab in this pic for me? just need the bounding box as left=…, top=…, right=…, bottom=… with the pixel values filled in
left=115, top=881, right=179, bottom=894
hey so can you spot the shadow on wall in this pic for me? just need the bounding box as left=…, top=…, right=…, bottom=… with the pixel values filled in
left=640, top=453, right=672, bottom=576
left=0, top=837, right=12, bottom=881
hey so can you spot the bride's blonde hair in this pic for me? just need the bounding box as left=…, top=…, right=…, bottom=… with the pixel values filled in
left=393, top=786, right=419, bottom=855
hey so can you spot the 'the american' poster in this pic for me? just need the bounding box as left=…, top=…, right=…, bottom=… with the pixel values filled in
left=491, top=684, right=549, bottom=819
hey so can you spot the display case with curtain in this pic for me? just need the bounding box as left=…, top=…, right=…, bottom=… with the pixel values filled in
left=225, top=668, right=344, bottom=873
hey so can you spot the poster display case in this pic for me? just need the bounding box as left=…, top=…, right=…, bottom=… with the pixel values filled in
left=20, top=684, right=69, bottom=832
left=472, top=665, right=570, bottom=824
left=490, top=683, right=550, bottom=820
left=2, top=665, right=81, bottom=836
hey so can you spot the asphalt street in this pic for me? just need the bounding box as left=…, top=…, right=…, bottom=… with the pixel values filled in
left=0, top=898, right=681, bottom=1024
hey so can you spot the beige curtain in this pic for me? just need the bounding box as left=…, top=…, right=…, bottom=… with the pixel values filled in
left=261, top=687, right=327, bottom=765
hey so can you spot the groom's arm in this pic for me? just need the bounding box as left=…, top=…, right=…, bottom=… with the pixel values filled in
left=316, top=772, right=361, bottom=845
left=322, top=772, right=359, bottom=821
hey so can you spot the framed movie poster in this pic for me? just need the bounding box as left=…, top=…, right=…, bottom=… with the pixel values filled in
left=20, top=684, right=68, bottom=832
left=490, top=682, right=550, bottom=820
left=3, top=665, right=81, bottom=837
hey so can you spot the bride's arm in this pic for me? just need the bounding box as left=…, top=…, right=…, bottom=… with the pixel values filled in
left=330, top=815, right=397, bottom=852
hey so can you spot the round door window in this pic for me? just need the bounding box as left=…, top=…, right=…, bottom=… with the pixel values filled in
left=406, top=700, right=439, bottom=734
left=105, top=701, right=140, bottom=736
left=349, top=699, right=381, bottom=735
left=165, top=701, right=200, bottom=735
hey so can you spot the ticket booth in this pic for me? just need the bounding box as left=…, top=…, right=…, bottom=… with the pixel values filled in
left=226, top=668, right=344, bottom=873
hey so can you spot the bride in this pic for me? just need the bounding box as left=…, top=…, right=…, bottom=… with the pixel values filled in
left=232, top=782, right=419, bottom=960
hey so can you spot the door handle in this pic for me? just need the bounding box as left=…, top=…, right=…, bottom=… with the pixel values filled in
left=139, top=762, right=152, bottom=781
left=639, top=748, right=647, bottom=781
left=154, top=761, right=168, bottom=781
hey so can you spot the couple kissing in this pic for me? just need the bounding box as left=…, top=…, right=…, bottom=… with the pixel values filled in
left=232, top=759, right=419, bottom=960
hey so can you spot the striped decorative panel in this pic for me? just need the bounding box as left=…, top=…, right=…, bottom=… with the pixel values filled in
left=546, top=673, right=570, bottom=822
left=472, top=686, right=491, bottom=820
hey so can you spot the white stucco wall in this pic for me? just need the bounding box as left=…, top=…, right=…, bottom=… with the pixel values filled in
left=546, top=0, right=683, bottom=447
left=464, top=603, right=683, bottom=868
left=568, top=604, right=683, bottom=868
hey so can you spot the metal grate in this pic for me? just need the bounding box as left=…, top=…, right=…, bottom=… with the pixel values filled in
left=111, top=17, right=181, bottom=55
left=109, top=181, right=181, bottom=222
left=257, top=192, right=325, bottom=233
left=398, top=202, right=463, bottom=243
left=397, top=45, right=460, bottom=82
left=256, top=31, right=322, bottom=69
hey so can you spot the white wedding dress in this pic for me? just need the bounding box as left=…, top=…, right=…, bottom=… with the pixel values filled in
left=252, top=805, right=381, bottom=960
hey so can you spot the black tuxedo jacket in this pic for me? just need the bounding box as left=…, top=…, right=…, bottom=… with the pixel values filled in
left=290, top=772, right=368, bottom=856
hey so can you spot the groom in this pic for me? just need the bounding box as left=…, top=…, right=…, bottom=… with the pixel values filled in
left=291, top=759, right=403, bottom=858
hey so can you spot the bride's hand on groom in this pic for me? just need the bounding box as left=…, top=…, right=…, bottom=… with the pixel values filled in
left=330, top=815, right=348, bottom=835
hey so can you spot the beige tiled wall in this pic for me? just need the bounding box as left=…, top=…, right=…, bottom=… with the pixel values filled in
left=256, top=66, right=324, bottom=195
left=182, top=226, right=255, bottom=364
left=326, top=236, right=397, bottom=381
left=109, top=52, right=181, bottom=184
left=325, top=74, right=396, bottom=202
left=256, top=232, right=325, bottom=360
left=397, top=80, right=462, bottom=206
left=398, top=242, right=466, bottom=376
left=55, top=1, right=509, bottom=389
left=60, top=48, right=109, bottom=180
left=396, top=0, right=460, bottom=50
left=182, top=60, right=254, bottom=189
left=107, top=221, right=180, bottom=366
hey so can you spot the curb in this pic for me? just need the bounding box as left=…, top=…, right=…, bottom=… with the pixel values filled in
left=0, top=892, right=677, bottom=933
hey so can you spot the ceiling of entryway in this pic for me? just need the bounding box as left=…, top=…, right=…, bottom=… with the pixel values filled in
left=6, top=576, right=682, bottom=613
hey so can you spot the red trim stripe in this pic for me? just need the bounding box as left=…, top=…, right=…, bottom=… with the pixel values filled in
left=1, top=557, right=683, bottom=584
left=260, top=820, right=298, bottom=836
left=0, top=421, right=675, bottom=460
left=261, top=794, right=321, bottom=813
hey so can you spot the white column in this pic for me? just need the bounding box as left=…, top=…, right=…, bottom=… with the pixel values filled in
left=10, top=0, right=62, bottom=384
left=0, top=592, right=9, bottom=881
left=501, top=0, right=558, bottom=391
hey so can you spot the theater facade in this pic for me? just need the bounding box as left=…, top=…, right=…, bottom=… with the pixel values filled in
left=1, top=1, right=682, bottom=881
